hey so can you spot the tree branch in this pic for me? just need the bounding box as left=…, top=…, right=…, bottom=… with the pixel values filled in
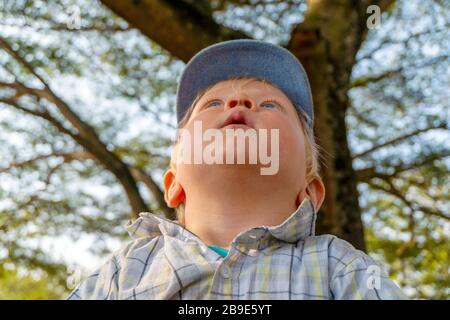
left=129, top=168, right=175, bottom=220
left=0, top=150, right=174, bottom=219
left=0, top=36, right=149, bottom=217
left=357, top=24, right=450, bottom=61
left=0, top=151, right=95, bottom=173
left=350, top=55, right=448, bottom=88
left=0, top=98, right=76, bottom=137
left=0, top=81, right=51, bottom=100
left=100, top=0, right=251, bottom=62
left=367, top=178, right=450, bottom=222
left=348, top=103, right=378, bottom=128
left=356, top=150, right=449, bottom=183
left=352, top=122, right=447, bottom=159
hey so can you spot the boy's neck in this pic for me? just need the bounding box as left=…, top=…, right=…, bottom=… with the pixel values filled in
left=183, top=184, right=299, bottom=249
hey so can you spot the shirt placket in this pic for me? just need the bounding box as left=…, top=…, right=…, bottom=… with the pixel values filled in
left=208, top=228, right=274, bottom=298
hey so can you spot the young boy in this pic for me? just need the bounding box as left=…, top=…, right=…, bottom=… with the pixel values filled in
left=67, top=40, right=406, bottom=300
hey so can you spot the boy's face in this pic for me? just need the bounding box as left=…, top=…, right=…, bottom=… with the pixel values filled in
left=166, top=79, right=310, bottom=208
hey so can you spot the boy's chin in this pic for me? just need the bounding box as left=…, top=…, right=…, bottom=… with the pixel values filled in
left=183, top=163, right=280, bottom=179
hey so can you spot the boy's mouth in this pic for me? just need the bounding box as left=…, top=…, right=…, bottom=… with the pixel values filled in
left=220, top=110, right=254, bottom=129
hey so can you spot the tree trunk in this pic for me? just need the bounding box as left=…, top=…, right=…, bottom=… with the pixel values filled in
left=287, top=0, right=393, bottom=251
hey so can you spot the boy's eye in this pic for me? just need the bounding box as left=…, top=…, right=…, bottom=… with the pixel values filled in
left=204, top=100, right=223, bottom=108
left=261, top=100, right=281, bottom=109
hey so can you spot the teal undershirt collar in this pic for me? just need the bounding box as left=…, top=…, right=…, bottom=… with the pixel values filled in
left=208, top=245, right=229, bottom=257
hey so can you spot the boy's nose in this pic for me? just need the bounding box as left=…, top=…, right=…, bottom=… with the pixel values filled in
left=227, top=98, right=254, bottom=109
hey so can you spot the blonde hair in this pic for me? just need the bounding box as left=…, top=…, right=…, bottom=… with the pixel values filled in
left=173, top=76, right=321, bottom=224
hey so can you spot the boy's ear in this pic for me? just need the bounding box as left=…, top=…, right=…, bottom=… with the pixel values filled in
left=163, top=169, right=185, bottom=208
left=297, top=177, right=325, bottom=212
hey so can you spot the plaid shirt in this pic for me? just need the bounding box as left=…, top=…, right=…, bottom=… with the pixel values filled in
left=67, top=199, right=406, bottom=300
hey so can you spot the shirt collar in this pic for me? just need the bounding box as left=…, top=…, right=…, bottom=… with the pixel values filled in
left=125, top=197, right=317, bottom=248
left=266, top=197, right=317, bottom=243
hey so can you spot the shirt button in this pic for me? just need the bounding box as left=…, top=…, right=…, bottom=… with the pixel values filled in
left=221, top=265, right=231, bottom=278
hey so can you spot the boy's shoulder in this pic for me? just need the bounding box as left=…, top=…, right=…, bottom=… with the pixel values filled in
left=113, top=234, right=163, bottom=263
left=302, top=233, right=363, bottom=256
left=301, top=234, right=383, bottom=276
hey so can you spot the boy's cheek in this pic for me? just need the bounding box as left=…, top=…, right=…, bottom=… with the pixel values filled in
left=279, top=128, right=307, bottom=166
